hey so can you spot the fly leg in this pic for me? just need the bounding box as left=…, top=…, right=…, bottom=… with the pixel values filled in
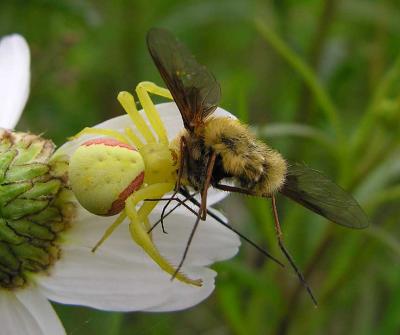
left=171, top=151, right=217, bottom=281
left=214, top=184, right=316, bottom=303
left=271, top=194, right=318, bottom=306
left=154, top=188, right=285, bottom=267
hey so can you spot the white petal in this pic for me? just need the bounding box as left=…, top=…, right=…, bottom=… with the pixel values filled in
left=36, top=204, right=239, bottom=312
left=150, top=208, right=239, bottom=266
left=0, top=34, right=30, bottom=129
left=37, top=245, right=217, bottom=312
left=67, top=205, right=240, bottom=266
left=0, top=288, right=65, bottom=335
left=15, top=287, right=65, bottom=335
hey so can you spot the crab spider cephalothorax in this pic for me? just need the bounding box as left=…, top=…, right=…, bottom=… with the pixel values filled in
left=70, top=81, right=202, bottom=286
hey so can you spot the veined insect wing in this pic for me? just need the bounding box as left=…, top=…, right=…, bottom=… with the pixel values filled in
left=146, top=28, right=221, bottom=130
left=280, top=163, right=370, bottom=229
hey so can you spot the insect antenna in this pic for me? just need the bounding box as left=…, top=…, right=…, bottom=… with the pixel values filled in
left=172, top=151, right=217, bottom=281
left=171, top=207, right=202, bottom=281
left=271, top=194, right=318, bottom=307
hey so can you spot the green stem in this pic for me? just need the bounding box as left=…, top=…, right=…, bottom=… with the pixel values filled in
left=108, top=313, right=124, bottom=335
left=295, top=0, right=337, bottom=124
left=364, top=184, right=400, bottom=212
left=255, top=122, right=335, bottom=152
left=254, top=18, right=343, bottom=143
left=363, top=225, right=400, bottom=257
left=350, top=55, right=400, bottom=154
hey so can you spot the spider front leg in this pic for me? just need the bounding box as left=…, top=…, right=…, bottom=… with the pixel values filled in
left=71, top=81, right=174, bottom=149
left=125, top=183, right=203, bottom=287
left=160, top=136, right=187, bottom=228
left=68, top=122, right=144, bottom=149
left=135, top=81, right=173, bottom=145
left=68, top=127, right=129, bottom=144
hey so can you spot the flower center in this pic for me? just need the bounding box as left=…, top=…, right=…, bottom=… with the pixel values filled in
left=0, top=130, right=75, bottom=289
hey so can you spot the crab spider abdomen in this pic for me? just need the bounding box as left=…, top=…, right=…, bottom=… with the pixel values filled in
left=69, top=138, right=145, bottom=216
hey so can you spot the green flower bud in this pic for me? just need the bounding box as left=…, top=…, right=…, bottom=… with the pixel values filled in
left=0, top=130, right=75, bottom=289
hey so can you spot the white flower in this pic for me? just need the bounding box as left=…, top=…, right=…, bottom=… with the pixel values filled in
left=0, top=34, right=240, bottom=335
left=0, top=34, right=30, bottom=129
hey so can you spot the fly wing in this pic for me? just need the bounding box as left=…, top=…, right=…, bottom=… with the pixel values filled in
left=147, top=27, right=221, bottom=131
left=280, top=163, right=370, bottom=229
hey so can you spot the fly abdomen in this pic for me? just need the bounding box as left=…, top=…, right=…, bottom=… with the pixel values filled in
left=204, top=117, right=287, bottom=195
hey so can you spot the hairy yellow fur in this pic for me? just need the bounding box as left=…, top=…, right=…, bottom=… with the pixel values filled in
left=204, top=117, right=287, bottom=195
left=170, top=117, right=287, bottom=195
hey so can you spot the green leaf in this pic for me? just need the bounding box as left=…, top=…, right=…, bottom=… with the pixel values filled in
left=254, top=18, right=343, bottom=141
left=254, top=122, right=334, bottom=150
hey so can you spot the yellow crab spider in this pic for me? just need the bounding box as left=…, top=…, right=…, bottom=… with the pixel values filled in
left=69, top=81, right=202, bottom=286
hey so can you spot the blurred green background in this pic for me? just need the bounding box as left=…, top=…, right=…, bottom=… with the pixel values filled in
left=2, top=0, right=400, bottom=334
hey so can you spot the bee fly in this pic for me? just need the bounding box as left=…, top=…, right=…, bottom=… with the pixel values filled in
left=147, top=28, right=369, bottom=305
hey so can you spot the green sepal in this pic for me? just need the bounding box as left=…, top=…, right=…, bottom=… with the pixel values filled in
left=0, top=270, right=11, bottom=285
left=0, top=242, right=19, bottom=271
left=23, top=259, right=46, bottom=272
left=24, top=179, right=61, bottom=198
left=0, top=131, right=74, bottom=289
left=1, top=198, right=49, bottom=219
left=0, top=182, right=32, bottom=205
left=13, top=141, right=45, bottom=165
left=8, top=219, right=55, bottom=241
left=28, top=206, right=62, bottom=225
left=0, top=263, right=18, bottom=279
left=0, top=150, right=17, bottom=183
left=47, top=221, right=66, bottom=233
left=4, top=163, right=49, bottom=182
left=0, top=218, right=26, bottom=244
left=0, top=137, right=12, bottom=153
left=12, top=242, right=50, bottom=267
left=49, top=154, right=69, bottom=177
